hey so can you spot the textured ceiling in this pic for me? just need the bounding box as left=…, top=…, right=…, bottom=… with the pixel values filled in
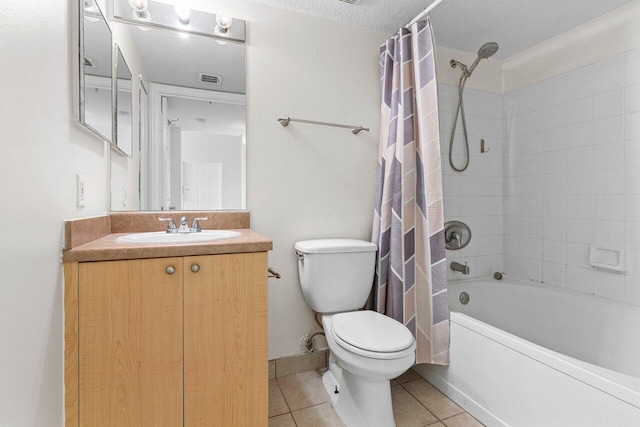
left=251, top=0, right=634, bottom=59
left=167, top=97, right=246, bottom=135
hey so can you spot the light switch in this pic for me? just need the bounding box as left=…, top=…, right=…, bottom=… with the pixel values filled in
left=77, top=174, right=86, bottom=208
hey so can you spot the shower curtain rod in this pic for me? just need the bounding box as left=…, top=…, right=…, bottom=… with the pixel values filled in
left=405, top=0, right=445, bottom=28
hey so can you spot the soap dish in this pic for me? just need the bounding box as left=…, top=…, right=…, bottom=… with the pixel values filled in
left=588, top=244, right=626, bottom=274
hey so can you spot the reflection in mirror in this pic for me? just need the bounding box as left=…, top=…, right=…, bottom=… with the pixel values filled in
left=114, top=46, right=133, bottom=157
left=109, top=19, right=246, bottom=211
left=80, top=0, right=113, bottom=141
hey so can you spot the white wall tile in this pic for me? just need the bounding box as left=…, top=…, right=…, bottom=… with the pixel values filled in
left=624, top=111, right=640, bottom=140
left=566, top=219, right=594, bottom=243
left=627, top=195, right=640, bottom=221
left=543, top=239, right=566, bottom=263
left=625, top=139, right=640, bottom=167
left=593, top=141, right=625, bottom=170
left=593, top=195, right=625, bottom=221
left=593, top=116, right=624, bottom=145
left=566, top=65, right=593, bottom=101
left=544, top=218, right=567, bottom=241
left=543, top=173, right=567, bottom=195
left=522, top=258, right=543, bottom=281
left=594, top=220, right=626, bottom=245
left=522, top=217, right=544, bottom=238
left=594, top=59, right=624, bottom=95
left=624, top=84, right=640, bottom=114
left=626, top=277, right=640, bottom=306
left=626, top=168, right=640, bottom=194
left=567, top=242, right=591, bottom=268
left=522, top=237, right=543, bottom=260
left=566, top=195, right=593, bottom=219
left=566, top=147, right=593, bottom=171
left=566, top=122, right=594, bottom=148
left=567, top=171, right=593, bottom=195
left=594, top=270, right=626, bottom=301
left=594, top=89, right=624, bottom=119
left=594, top=168, right=625, bottom=195
left=627, top=222, right=640, bottom=248
left=543, top=262, right=567, bottom=287
left=566, top=98, right=594, bottom=125
left=566, top=266, right=594, bottom=294
left=625, top=54, right=640, bottom=87
left=543, top=195, right=567, bottom=218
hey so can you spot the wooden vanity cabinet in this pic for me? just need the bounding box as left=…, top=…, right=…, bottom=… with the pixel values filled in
left=65, top=252, right=268, bottom=427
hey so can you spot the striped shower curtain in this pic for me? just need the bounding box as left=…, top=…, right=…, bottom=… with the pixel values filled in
left=372, top=19, right=449, bottom=365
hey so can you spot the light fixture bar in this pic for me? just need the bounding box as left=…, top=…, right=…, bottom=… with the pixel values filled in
left=112, top=0, right=246, bottom=43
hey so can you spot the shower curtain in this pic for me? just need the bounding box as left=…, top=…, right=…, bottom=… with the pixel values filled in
left=372, top=19, right=449, bottom=365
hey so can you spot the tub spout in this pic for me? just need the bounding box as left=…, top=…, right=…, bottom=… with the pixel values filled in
left=451, top=261, right=470, bottom=275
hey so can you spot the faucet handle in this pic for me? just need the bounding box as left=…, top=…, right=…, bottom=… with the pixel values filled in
left=158, top=217, right=177, bottom=233
left=190, top=217, right=209, bottom=232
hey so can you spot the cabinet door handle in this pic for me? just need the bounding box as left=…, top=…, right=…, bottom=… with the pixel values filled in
left=191, top=264, right=200, bottom=273
left=166, top=266, right=176, bottom=275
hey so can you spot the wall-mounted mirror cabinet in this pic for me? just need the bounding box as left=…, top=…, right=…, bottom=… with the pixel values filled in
left=78, top=0, right=113, bottom=142
left=114, top=45, right=133, bottom=157
left=108, top=0, right=247, bottom=212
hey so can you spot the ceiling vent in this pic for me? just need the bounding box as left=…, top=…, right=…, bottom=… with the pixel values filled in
left=198, top=73, right=223, bottom=85
left=84, top=57, right=96, bottom=68
left=338, top=0, right=360, bottom=4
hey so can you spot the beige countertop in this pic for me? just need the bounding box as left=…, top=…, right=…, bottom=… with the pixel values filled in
left=63, top=229, right=272, bottom=262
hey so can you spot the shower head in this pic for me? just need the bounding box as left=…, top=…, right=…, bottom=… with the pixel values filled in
left=477, top=42, right=499, bottom=59
left=467, top=41, right=499, bottom=76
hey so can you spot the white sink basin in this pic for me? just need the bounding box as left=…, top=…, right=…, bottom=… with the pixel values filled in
left=117, top=230, right=241, bottom=245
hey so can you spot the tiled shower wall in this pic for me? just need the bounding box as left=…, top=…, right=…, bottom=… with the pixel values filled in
left=503, top=48, right=640, bottom=307
left=438, top=84, right=504, bottom=281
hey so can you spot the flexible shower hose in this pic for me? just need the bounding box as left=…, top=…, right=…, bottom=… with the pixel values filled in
left=449, top=72, right=470, bottom=172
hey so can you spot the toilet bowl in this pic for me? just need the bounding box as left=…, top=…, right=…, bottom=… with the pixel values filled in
left=321, top=312, right=416, bottom=427
left=294, top=239, right=417, bottom=427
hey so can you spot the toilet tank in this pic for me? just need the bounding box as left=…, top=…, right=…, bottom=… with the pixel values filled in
left=295, top=239, right=377, bottom=313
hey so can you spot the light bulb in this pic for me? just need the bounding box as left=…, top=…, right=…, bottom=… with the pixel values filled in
left=131, top=0, right=149, bottom=19
left=215, top=10, right=232, bottom=33
left=132, top=0, right=148, bottom=13
left=175, top=4, right=190, bottom=25
left=179, top=31, right=189, bottom=39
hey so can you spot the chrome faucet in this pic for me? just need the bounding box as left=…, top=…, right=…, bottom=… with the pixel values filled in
left=178, top=216, right=191, bottom=233
left=159, top=216, right=209, bottom=233
left=190, top=217, right=209, bottom=232
left=450, top=261, right=470, bottom=275
left=158, top=217, right=178, bottom=234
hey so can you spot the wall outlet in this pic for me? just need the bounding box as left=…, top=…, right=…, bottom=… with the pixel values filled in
left=76, top=174, right=86, bottom=208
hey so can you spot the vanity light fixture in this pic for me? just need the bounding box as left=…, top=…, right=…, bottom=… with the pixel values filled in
left=131, top=0, right=150, bottom=19
left=215, top=10, right=233, bottom=34
left=175, top=4, right=191, bottom=25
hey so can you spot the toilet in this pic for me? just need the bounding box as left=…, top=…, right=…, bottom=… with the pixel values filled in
left=295, top=239, right=416, bottom=427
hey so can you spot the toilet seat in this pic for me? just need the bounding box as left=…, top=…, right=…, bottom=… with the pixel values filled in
left=331, top=311, right=416, bottom=360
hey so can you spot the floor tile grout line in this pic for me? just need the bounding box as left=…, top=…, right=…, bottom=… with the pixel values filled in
left=398, top=378, right=443, bottom=422
left=273, top=377, right=294, bottom=414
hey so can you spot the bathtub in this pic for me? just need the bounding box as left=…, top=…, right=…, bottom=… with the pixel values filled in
left=412, top=277, right=640, bottom=427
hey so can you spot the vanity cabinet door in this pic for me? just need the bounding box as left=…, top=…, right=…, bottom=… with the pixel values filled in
left=184, top=252, right=268, bottom=426
left=78, top=258, right=184, bottom=426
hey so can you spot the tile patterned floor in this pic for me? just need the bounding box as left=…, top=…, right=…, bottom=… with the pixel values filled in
left=269, top=368, right=484, bottom=427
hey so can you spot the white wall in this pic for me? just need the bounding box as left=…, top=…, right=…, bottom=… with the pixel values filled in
left=0, top=1, right=109, bottom=425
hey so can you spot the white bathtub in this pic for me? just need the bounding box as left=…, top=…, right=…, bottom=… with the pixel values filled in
left=413, top=277, right=640, bottom=427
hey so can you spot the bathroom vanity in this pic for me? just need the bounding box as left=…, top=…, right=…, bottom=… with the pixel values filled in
left=62, top=212, right=272, bottom=426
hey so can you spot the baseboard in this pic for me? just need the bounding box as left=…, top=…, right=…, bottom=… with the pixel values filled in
left=270, top=349, right=328, bottom=379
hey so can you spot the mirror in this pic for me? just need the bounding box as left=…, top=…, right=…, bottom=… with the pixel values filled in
left=108, top=5, right=246, bottom=211
left=79, top=0, right=113, bottom=141
left=114, top=45, right=133, bottom=157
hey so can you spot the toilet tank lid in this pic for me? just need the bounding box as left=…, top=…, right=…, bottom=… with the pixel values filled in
left=294, top=239, right=377, bottom=254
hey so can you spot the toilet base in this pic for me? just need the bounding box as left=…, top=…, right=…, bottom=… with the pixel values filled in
left=322, top=360, right=396, bottom=427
